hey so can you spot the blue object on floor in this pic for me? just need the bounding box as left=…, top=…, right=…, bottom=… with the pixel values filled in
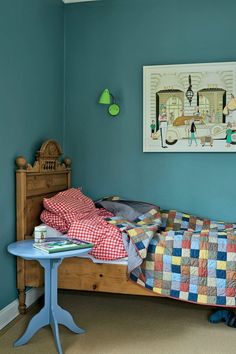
left=209, top=310, right=231, bottom=323
left=209, top=310, right=236, bottom=327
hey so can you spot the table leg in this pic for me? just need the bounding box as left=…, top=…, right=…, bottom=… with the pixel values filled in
left=14, top=259, right=51, bottom=347
left=54, top=305, right=85, bottom=334
left=50, top=259, right=85, bottom=353
left=51, top=310, right=63, bottom=354
left=14, top=306, right=49, bottom=346
left=14, top=258, right=85, bottom=354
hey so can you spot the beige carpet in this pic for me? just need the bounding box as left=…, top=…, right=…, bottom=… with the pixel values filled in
left=0, top=291, right=236, bottom=354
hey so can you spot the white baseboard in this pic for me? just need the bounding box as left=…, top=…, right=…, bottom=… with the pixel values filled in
left=0, top=288, right=44, bottom=331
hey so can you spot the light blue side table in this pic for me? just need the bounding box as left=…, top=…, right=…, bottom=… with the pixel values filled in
left=8, top=239, right=92, bottom=354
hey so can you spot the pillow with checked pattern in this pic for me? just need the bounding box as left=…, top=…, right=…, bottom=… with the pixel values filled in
left=43, top=188, right=95, bottom=223
left=40, top=209, right=69, bottom=233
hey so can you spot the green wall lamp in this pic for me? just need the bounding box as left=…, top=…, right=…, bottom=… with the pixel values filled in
left=98, top=88, right=120, bottom=116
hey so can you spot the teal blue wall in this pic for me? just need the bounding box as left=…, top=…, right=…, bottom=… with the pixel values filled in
left=65, top=0, right=236, bottom=222
left=2, top=0, right=236, bottom=313
left=0, top=0, right=64, bottom=310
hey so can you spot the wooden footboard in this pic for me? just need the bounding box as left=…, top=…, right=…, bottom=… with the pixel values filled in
left=24, top=257, right=157, bottom=297
left=58, top=258, right=157, bottom=296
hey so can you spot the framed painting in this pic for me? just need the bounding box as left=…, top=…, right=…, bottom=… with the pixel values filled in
left=143, top=62, right=236, bottom=152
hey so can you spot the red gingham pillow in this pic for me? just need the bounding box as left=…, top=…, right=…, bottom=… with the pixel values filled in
left=43, top=188, right=95, bottom=224
left=40, top=208, right=112, bottom=234
left=68, top=215, right=127, bottom=260
left=40, top=210, right=69, bottom=233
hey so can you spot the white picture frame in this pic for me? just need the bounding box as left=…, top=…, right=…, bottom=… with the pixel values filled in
left=143, top=62, right=236, bottom=152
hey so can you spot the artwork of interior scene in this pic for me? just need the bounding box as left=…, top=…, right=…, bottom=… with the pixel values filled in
left=143, top=62, right=236, bottom=152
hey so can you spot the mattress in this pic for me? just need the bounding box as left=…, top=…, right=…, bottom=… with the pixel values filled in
left=77, top=252, right=128, bottom=265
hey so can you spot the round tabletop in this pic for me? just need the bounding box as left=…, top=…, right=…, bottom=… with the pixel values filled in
left=8, top=240, right=92, bottom=260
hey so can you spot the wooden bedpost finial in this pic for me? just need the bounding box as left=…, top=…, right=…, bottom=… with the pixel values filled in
left=16, top=156, right=27, bottom=170
left=64, top=158, right=72, bottom=169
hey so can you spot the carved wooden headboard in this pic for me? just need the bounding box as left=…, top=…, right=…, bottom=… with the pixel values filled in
left=15, top=140, right=71, bottom=241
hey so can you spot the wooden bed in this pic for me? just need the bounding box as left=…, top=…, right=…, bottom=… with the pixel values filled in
left=16, top=140, right=156, bottom=314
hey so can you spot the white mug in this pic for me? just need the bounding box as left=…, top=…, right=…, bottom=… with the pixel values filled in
left=34, top=225, right=47, bottom=243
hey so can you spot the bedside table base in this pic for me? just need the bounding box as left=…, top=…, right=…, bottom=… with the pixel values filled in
left=14, top=258, right=85, bottom=354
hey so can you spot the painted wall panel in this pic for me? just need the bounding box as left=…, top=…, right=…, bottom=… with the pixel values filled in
left=65, top=0, right=236, bottom=221
left=0, top=0, right=64, bottom=310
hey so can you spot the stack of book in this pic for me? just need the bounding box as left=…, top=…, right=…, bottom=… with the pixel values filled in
left=33, top=238, right=93, bottom=253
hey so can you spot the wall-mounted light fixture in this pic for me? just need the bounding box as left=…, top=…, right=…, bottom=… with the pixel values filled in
left=185, top=75, right=194, bottom=106
left=98, top=89, right=120, bottom=116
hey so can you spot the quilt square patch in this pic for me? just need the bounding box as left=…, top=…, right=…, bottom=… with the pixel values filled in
left=208, top=259, right=216, bottom=269
left=207, top=286, right=217, bottom=296
left=217, top=287, right=226, bottom=296
left=171, top=281, right=180, bottom=291
left=227, top=244, right=236, bottom=253
left=182, top=249, right=190, bottom=258
left=172, top=256, right=181, bottom=265
left=227, top=252, right=236, bottom=262
left=197, top=294, right=208, bottom=304
left=218, top=239, right=227, bottom=252
left=189, top=284, right=198, bottom=293
left=227, top=261, right=236, bottom=271
left=199, top=249, right=208, bottom=259
left=199, top=268, right=207, bottom=277
left=163, top=262, right=171, bottom=272
left=217, top=252, right=227, bottom=261
left=181, top=265, right=190, bottom=276
left=163, top=255, right=172, bottom=264
left=207, top=278, right=216, bottom=287
left=172, top=273, right=181, bottom=282
left=190, top=249, right=199, bottom=258
left=163, top=271, right=172, bottom=281
left=190, top=258, right=199, bottom=267
left=190, top=266, right=198, bottom=276
left=217, top=278, right=226, bottom=288
left=180, top=291, right=189, bottom=300
left=226, top=288, right=236, bottom=297
left=217, top=260, right=226, bottom=270
left=198, top=286, right=208, bottom=295
left=207, top=296, right=216, bottom=304
left=216, top=296, right=226, bottom=305
left=180, top=282, right=189, bottom=292
left=172, top=264, right=181, bottom=273
left=207, top=268, right=216, bottom=278
left=226, top=297, right=235, bottom=306
left=188, top=292, right=198, bottom=302
left=199, top=277, right=207, bottom=286
left=182, top=239, right=191, bottom=249
left=216, top=270, right=226, bottom=279
left=170, top=290, right=180, bottom=298
left=162, top=280, right=171, bottom=289
left=173, top=248, right=182, bottom=257
left=208, top=250, right=217, bottom=259
left=190, top=275, right=198, bottom=285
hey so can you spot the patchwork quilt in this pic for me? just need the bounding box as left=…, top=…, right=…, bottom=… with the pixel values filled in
left=107, top=209, right=236, bottom=307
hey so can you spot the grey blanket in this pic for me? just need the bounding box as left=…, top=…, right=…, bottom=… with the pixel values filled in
left=95, top=198, right=159, bottom=221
